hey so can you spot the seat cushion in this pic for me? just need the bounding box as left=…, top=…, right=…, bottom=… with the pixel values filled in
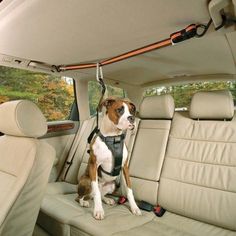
left=37, top=193, right=154, bottom=236
left=46, top=182, right=77, bottom=195
left=112, top=211, right=236, bottom=236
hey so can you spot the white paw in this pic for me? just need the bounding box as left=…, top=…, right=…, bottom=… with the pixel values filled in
left=131, top=207, right=142, bottom=216
left=79, top=199, right=90, bottom=208
left=93, top=208, right=105, bottom=220
left=103, top=197, right=116, bottom=205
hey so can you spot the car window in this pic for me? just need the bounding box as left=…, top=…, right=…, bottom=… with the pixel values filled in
left=145, top=81, right=236, bottom=110
left=0, top=65, right=75, bottom=121
left=88, top=81, right=126, bottom=115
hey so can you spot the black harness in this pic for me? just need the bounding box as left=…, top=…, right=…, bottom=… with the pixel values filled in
left=88, top=129, right=126, bottom=177
left=97, top=131, right=126, bottom=177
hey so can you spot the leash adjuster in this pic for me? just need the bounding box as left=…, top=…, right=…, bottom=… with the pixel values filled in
left=170, top=24, right=197, bottom=44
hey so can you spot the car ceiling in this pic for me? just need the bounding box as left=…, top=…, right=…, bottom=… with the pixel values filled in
left=0, top=0, right=235, bottom=86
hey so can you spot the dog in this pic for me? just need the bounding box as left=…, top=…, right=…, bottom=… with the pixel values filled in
left=76, top=97, right=142, bottom=220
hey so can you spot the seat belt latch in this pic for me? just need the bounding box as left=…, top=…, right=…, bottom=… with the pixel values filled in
left=154, top=205, right=166, bottom=217
left=118, top=196, right=127, bottom=204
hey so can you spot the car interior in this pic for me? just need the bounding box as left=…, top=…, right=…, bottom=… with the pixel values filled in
left=0, top=0, right=236, bottom=235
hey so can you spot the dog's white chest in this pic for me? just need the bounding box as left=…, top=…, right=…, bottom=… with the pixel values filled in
left=92, top=136, right=128, bottom=181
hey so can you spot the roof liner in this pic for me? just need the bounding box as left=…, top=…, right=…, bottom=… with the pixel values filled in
left=0, top=0, right=210, bottom=65
left=0, top=0, right=235, bottom=86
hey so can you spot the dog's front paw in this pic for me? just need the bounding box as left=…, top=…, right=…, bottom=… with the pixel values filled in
left=80, top=199, right=90, bottom=208
left=131, top=207, right=142, bottom=216
left=103, top=197, right=116, bottom=205
left=93, top=208, right=105, bottom=220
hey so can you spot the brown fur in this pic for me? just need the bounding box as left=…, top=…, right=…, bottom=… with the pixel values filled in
left=77, top=142, right=97, bottom=201
left=102, top=97, right=136, bottom=125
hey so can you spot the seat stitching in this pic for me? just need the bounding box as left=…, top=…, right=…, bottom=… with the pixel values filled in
left=166, top=156, right=236, bottom=168
left=110, top=217, right=156, bottom=236
left=169, top=135, right=236, bottom=144
left=0, top=169, right=17, bottom=177
left=161, top=176, right=236, bottom=194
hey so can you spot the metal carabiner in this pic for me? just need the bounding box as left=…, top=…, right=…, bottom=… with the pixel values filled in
left=195, top=19, right=213, bottom=37
left=96, top=63, right=106, bottom=95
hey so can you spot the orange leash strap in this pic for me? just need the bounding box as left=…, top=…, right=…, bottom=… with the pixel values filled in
left=58, top=21, right=211, bottom=72
left=58, top=38, right=171, bottom=71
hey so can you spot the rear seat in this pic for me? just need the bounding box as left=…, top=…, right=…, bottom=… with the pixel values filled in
left=35, top=94, right=175, bottom=236
left=158, top=90, right=236, bottom=230
left=36, top=90, right=236, bottom=236
left=113, top=90, right=236, bottom=236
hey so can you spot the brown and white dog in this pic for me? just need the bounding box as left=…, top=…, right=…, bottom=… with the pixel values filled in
left=76, top=97, right=141, bottom=220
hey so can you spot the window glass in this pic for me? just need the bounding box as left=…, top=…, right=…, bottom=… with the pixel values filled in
left=0, top=65, right=75, bottom=121
left=88, top=81, right=126, bottom=115
left=145, top=81, right=236, bottom=110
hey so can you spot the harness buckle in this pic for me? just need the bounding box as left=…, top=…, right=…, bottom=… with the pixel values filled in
left=114, top=136, right=121, bottom=143
left=114, top=165, right=121, bottom=170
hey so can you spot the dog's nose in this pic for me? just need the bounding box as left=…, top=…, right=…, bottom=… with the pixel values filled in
left=128, top=116, right=135, bottom=124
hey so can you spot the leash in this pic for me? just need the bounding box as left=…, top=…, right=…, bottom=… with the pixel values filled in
left=57, top=15, right=236, bottom=72
left=87, top=63, right=106, bottom=144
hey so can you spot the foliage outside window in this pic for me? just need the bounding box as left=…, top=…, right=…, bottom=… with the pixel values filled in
left=88, top=81, right=126, bottom=115
left=0, top=66, right=74, bottom=121
left=145, top=81, right=236, bottom=110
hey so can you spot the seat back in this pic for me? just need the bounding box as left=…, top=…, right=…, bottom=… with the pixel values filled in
left=0, top=100, right=55, bottom=236
left=129, top=94, right=175, bottom=205
left=158, top=90, right=236, bottom=230
left=65, top=116, right=96, bottom=183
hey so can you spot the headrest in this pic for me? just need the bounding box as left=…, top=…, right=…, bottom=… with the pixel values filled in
left=190, top=90, right=234, bottom=119
left=139, top=94, right=175, bottom=119
left=0, top=100, right=47, bottom=138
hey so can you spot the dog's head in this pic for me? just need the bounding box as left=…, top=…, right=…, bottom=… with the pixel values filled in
left=101, top=97, right=136, bottom=131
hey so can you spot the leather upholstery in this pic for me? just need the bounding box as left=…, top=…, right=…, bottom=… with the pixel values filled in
left=129, top=120, right=171, bottom=205
left=0, top=100, right=47, bottom=138
left=190, top=90, right=234, bottom=119
left=35, top=90, right=236, bottom=235
left=139, top=94, right=175, bottom=119
left=158, top=112, right=236, bottom=230
left=0, top=100, right=55, bottom=236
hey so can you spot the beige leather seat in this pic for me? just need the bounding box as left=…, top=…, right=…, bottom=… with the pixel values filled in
left=35, top=94, right=175, bottom=236
left=158, top=90, right=236, bottom=231
left=113, top=90, right=236, bottom=236
left=0, top=100, right=55, bottom=236
left=34, top=91, right=236, bottom=236
left=128, top=94, right=175, bottom=205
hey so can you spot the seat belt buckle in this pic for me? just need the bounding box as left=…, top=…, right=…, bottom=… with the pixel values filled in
left=138, top=200, right=153, bottom=212
left=118, top=196, right=127, bottom=204
left=153, top=205, right=166, bottom=217
left=114, top=136, right=121, bottom=143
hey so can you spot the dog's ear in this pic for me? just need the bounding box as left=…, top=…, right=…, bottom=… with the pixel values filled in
left=128, top=102, right=136, bottom=115
left=100, top=97, right=116, bottom=110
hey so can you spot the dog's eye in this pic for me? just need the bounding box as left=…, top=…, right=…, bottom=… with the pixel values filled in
left=116, top=106, right=124, bottom=115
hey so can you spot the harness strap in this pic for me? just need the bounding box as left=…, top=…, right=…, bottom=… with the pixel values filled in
left=98, top=131, right=126, bottom=177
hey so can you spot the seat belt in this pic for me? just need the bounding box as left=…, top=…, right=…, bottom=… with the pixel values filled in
left=125, top=118, right=141, bottom=165
left=59, top=119, right=90, bottom=181
left=116, top=118, right=141, bottom=195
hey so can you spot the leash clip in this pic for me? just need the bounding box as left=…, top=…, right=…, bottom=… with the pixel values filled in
left=96, top=63, right=106, bottom=95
